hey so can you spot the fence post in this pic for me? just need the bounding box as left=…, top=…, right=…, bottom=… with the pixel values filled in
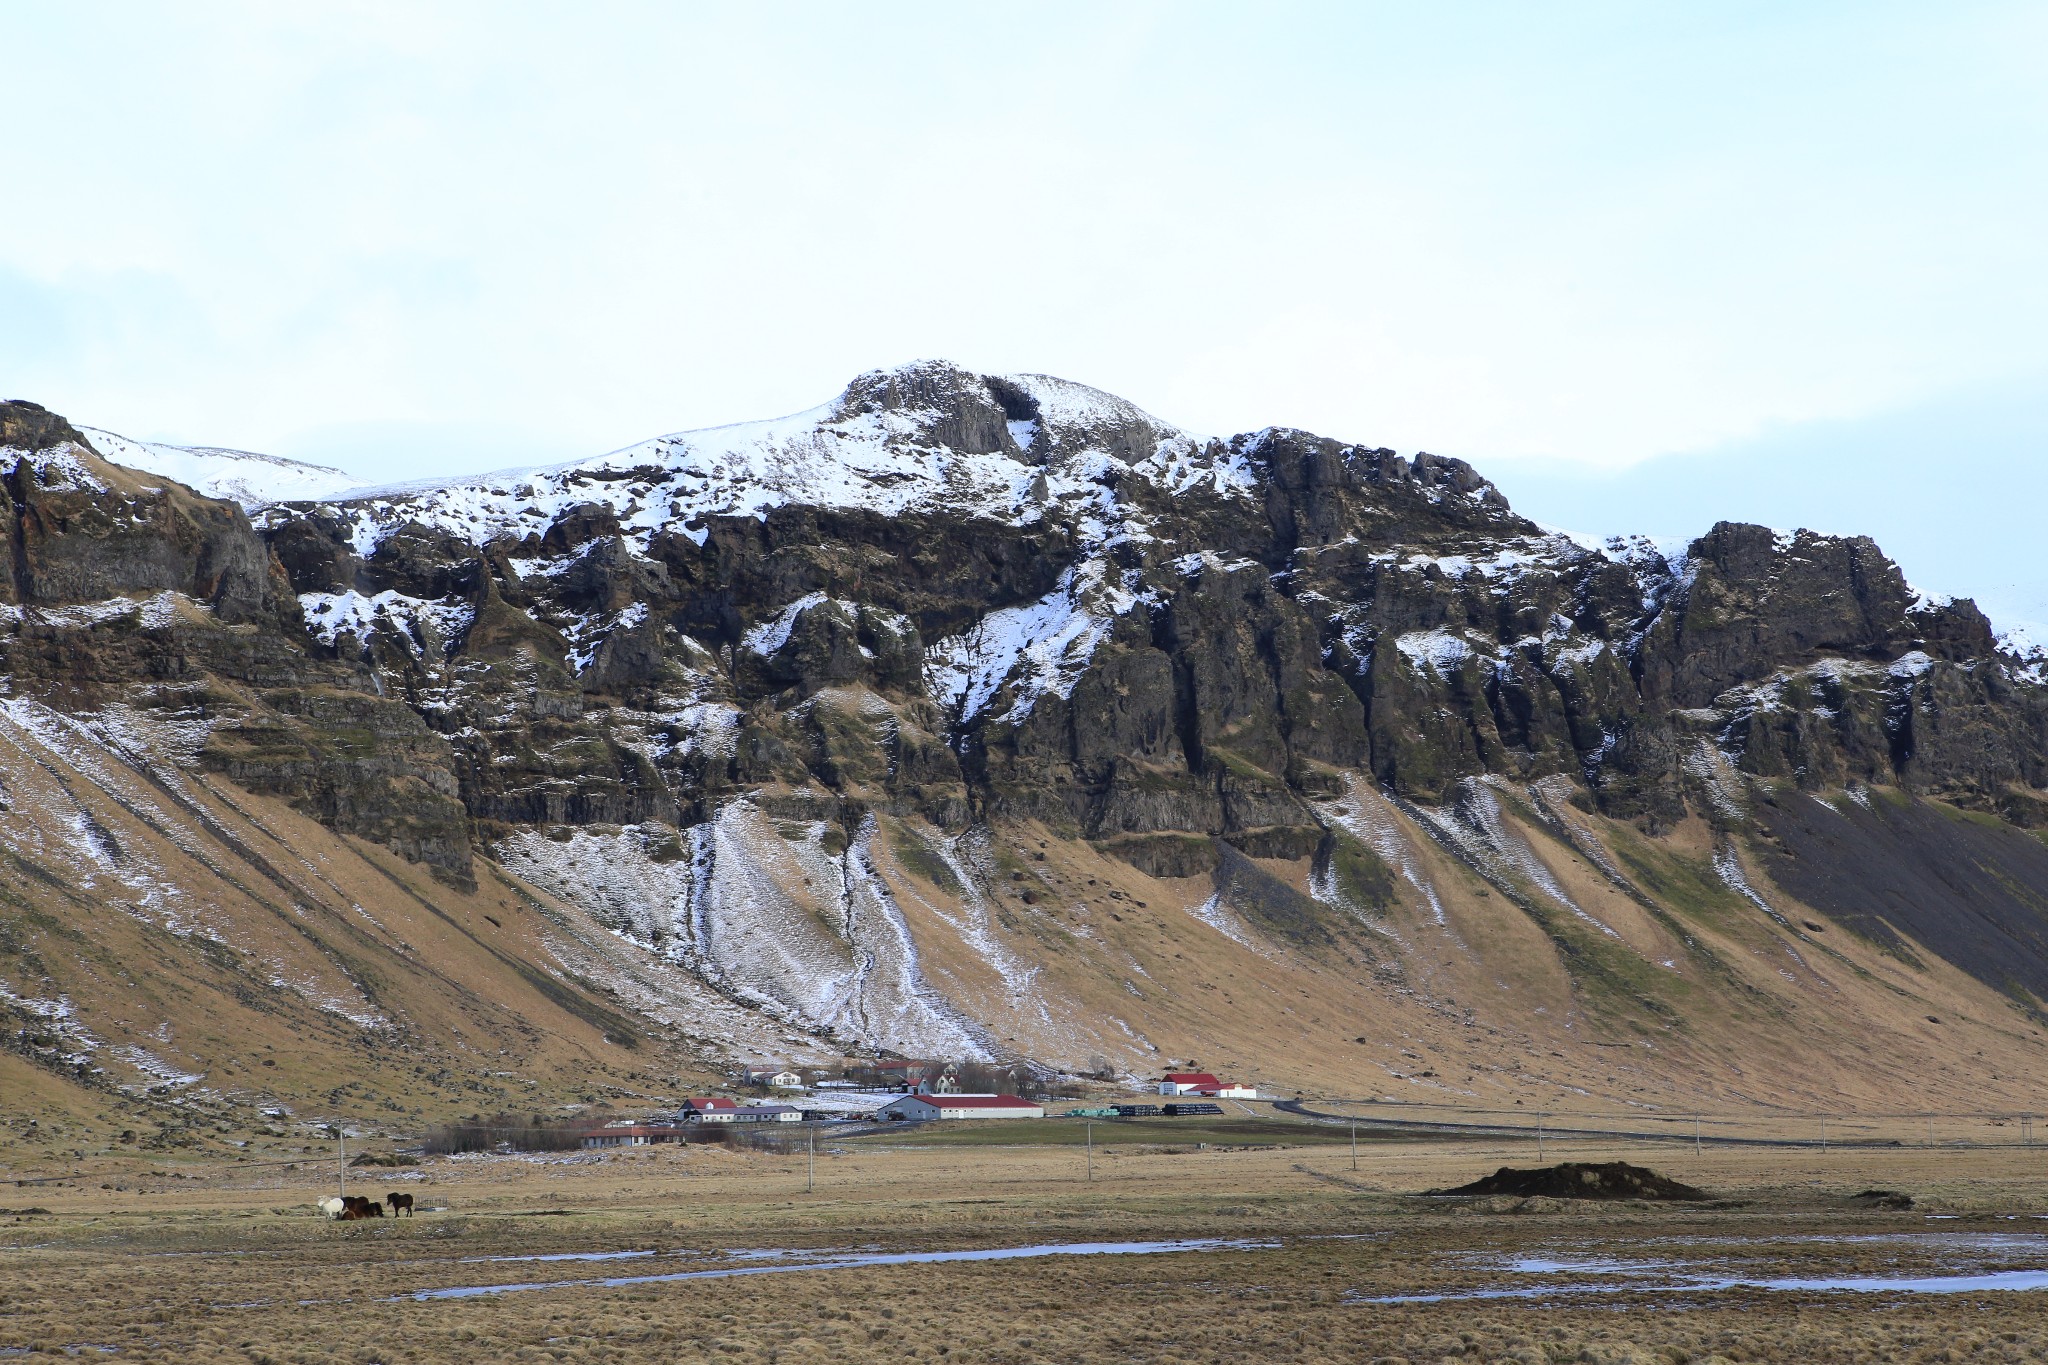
left=1087, top=1121, right=1094, bottom=1183
left=1350, top=1122, right=1357, bottom=1173
left=1694, top=1114, right=1702, bottom=1157
left=1537, top=1115, right=1545, bottom=1162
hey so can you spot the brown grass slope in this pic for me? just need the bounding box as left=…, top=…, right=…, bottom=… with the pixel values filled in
left=850, top=773, right=2048, bottom=1115
left=10, top=682, right=2048, bottom=1170
left=0, top=699, right=749, bottom=1165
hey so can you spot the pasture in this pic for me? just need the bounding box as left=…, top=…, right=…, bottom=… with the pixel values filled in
left=6, top=1127, right=2048, bottom=1362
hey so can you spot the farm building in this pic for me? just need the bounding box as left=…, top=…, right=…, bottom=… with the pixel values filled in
left=730, top=1104, right=803, bottom=1123
left=1158, top=1072, right=1220, bottom=1095
left=579, top=1125, right=688, bottom=1149
left=680, top=1097, right=739, bottom=1122
left=741, top=1066, right=805, bottom=1088
left=1157, top=1072, right=1255, bottom=1098
left=875, top=1094, right=1044, bottom=1121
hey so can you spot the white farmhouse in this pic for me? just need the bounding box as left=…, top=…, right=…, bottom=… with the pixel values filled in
left=875, top=1094, right=1044, bottom=1121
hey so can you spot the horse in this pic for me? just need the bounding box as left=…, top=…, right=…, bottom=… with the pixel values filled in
left=387, top=1192, right=414, bottom=1216
left=341, top=1199, right=384, bottom=1220
left=317, top=1197, right=345, bottom=1219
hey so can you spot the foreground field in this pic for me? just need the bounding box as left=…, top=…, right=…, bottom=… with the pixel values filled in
left=6, top=1132, right=2048, bottom=1363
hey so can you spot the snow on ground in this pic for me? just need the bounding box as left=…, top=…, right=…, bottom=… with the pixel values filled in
left=1394, top=629, right=1476, bottom=678
left=1712, top=842, right=1792, bottom=928
left=923, top=560, right=1141, bottom=724
left=0, top=442, right=108, bottom=494
left=81, top=427, right=363, bottom=508
left=498, top=801, right=987, bottom=1059
left=300, top=589, right=476, bottom=658
left=277, top=361, right=1225, bottom=601
left=1409, top=777, right=1620, bottom=939
left=1313, top=774, right=1444, bottom=928
left=1185, top=891, right=1268, bottom=954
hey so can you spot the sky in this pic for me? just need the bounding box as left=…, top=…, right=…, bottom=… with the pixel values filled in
left=4, top=3, right=2046, bottom=631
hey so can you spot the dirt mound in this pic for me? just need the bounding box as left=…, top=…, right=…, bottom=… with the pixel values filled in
left=1430, top=1161, right=1708, bottom=1202
left=1850, top=1188, right=1915, bottom=1210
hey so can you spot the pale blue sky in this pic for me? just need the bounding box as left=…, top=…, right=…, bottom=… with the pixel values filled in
left=4, top=3, right=2046, bottom=630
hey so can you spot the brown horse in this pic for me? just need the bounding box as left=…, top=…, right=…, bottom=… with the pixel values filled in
left=387, top=1192, right=414, bottom=1216
left=340, top=1198, right=384, bottom=1220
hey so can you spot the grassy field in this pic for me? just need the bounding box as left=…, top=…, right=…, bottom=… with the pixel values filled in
left=842, top=1114, right=1387, bottom=1148
left=5, top=1132, right=2048, bottom=1362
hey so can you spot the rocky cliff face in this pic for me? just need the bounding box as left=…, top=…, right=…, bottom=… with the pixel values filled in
left=6, top=366, right=2048, bottom=1115
left=0, top=399, right=474, bottom=887
left=233, top=363, right=2037, bottom=852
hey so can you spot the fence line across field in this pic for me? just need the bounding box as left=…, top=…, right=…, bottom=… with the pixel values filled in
left=10, top=1101, right=2047, bottom=1193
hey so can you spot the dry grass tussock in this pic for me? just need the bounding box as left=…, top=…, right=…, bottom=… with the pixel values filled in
left=4, top=1137, right=2048, bottom=1362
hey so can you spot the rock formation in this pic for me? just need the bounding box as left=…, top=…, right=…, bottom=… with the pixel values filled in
left=5, top=363, right=2048, bottom=1127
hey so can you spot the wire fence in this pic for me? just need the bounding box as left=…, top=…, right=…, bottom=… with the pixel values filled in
left=1277, top=1098, right=2045, bottom=1151
left=8, top=1101, right=2046, bottom=1195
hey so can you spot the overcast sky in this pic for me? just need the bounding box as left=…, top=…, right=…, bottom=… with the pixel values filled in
left=5, top=3, right=2046, bottom=630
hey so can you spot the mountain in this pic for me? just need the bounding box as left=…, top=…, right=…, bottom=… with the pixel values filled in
left=5, top=367, right=2048, bottom=1156
left=77, top=427, right=364, bottom=509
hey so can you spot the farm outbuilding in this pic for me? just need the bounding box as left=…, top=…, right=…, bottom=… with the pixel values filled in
left=1158, top=1072, right=1221, bottom=1095
left=680, top=1097, right=739, bottom=1122
left=579, top=1125, right=688, bottom=1149
left=1158, top=1072, right=1256, bottom=1098
left=875, top=1094, right=1044, bottom=1121
left=730, top=1104, right=803, bottom=1123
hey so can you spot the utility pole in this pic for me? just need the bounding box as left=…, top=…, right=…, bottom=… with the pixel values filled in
left=1694, top=1114, right=1702, bottom=1156
left=807, top=1127, right=815, bottom=1193
left=1819, top=1116, right=1827, bottom=1151
left=1536, top=1115, right=1545, bottom=1162
left=1350, top=1122, right=1357, bottom=1173
left=1086, top=1122, right=1094, bottom=1183
left=338, top=1129, right=345, bottom=1199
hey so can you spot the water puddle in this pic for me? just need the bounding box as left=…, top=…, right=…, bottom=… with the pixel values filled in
left=461, top=1249, right=658, bottom=1265
left=1359, top=1245, right=2048, bottom=1304
left=407, top=1238, right=1278, bottom=1301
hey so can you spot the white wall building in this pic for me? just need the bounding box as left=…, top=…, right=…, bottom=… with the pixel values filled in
left=875, top=1094, right=1044, bottom=1121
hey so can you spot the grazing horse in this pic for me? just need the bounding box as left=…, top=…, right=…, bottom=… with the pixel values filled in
left=387, top=1192, right=414, bottom=1216
left=317, top=1197, right=346, bottom=1219
left=341, top=1199, right=384, bottom=1220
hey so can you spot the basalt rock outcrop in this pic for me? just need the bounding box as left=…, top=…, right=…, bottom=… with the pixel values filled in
left=0, top=399, right=474, bottom=886
left=220, top=364, right=2040, bottom=859
left=6, top=363, right=2048, bottom=1064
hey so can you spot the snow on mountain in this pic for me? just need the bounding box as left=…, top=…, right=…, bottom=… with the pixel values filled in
left=298, top=361, right=1237, bottom=560
left=82, top=427, right=363, bottom=510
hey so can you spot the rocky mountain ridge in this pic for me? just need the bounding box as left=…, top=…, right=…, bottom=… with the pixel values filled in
left=5, top=366, right=2048, bottom=1136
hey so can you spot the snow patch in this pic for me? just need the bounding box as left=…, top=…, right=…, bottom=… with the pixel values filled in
left=924, top=560, right=1139, bottom=725
left=82, top=427, right=363, bottom=509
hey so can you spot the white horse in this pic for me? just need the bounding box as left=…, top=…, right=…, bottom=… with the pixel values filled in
left=316, top=1197, right=346, bottom=1219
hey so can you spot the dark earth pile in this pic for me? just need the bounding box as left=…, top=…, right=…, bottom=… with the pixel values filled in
left=1432, top=1161, right=1709, bottom=1201
left=1850, top=1188, right=1916, bottom=1210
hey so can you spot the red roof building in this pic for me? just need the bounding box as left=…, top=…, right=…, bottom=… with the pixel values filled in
left=681, top=1097, right=739, bottom=1121
left=1159, top=1072, right=1222, bottom=1095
